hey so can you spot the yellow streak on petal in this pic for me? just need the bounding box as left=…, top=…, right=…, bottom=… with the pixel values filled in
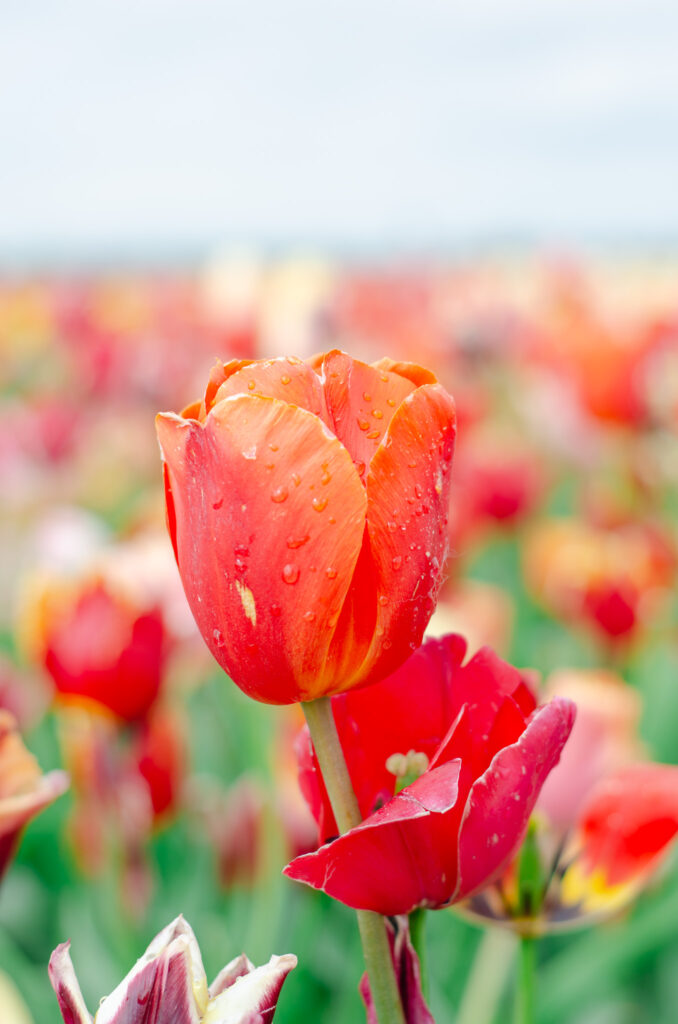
left=235, top=581, right=257, bottom=627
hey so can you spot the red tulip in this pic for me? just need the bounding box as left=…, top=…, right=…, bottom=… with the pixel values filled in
left=43, top=581, right=165, bottom=722
left=156, top=350, right=456, bottom=704
left=285, top=636, right=575, bottom=915
left=296, top=633, right=538, bottom=843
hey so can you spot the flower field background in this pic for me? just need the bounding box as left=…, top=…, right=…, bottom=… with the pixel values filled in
left=1, top=255, right=678, bottom=1022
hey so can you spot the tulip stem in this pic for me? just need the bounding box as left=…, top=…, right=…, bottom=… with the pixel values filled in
left=514, top=934, right=536, bottom=1024
left=302, top=697, right=406, bottom=1024
left=409, top=907, right=428, bottom=996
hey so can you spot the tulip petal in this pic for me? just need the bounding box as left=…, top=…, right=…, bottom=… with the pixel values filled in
left=351, top=383, right=456, bottom=687
left=49, top=942, right=93, bottom=1024
left=320, top=350, right=417, bottom=474
left=203, top=954, right=297, bottom=1024
left=370, top=357, right=438, bottom=388
left=456, top=697, right=576, bottom=900
left=95, top=935, right=203, bottom=1024
left=209, top=955, right=255, bottom=998
left=284, top=760, right=462, bottom=914
left=0, top=770, right=70, bottom=879
left=577, top=763, right=678, bottom=885
left=212, top=357, right=331, bottom=426
left=157, top=395, right=367, bottom=703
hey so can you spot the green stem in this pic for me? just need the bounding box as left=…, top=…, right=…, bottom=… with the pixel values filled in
left=302, top=697, right=406, bottom=1024
left=456, top=927, right=515, bottom=1024
left=514, top=935, right=536, bottom=1024
left=408, top=907, right=428, bottom=997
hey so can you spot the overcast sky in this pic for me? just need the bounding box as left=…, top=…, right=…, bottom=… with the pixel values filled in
left=2, top=0, right=678, bottom=259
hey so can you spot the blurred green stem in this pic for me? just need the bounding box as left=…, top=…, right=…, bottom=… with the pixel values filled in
left=515, top=935, right=536, bottom=1024
left=456, top=926, right=515, bottom=1024
left=409, top=907, right=428, bottom=996
left=302, top=697, right=406, bottom=1024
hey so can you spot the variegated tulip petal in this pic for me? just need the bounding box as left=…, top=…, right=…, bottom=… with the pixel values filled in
left=209, top=955, right=255, bottom=998
left=203, top=955, right=297, bottom=1024
left=48, top=942, right=93, bottom=1024
left=95, top=936, right=202, bottom=1024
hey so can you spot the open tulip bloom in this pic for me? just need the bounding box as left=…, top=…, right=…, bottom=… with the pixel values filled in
left=285, top=634, right=575, bottom=915
left=156, top=351, right=456, bottom=704
left=49, top=915, right=296, bottom=1024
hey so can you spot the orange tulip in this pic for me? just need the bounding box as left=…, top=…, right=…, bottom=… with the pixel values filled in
left=156, top=351, right=456, bottom=704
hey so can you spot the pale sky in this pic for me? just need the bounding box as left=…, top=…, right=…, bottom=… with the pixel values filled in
left=2, top=0, right=678, bottom=259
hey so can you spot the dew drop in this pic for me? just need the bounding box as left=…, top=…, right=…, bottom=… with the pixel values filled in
left=303, top=611, right=316, bottom=623
left=328, top=516, right=336, bottom=524
left=247, top=380, right=256, bottom=390
left=234, top=558, right=247, bottom=574
left=380, top=373, right=389, bottom=383
left=357, top=418, right=370, bottom=431
left=282, top=564, right=300, bottom=585
left=312, top=497, right=328, bottom=512
left=363, top=391, right=372, bottom=402
left=271, top=486, right=288, bottom=503
left=415, top=485, right=423, bottom=498
left=378, top=595, right=388, bottom=606
left=355, top=461, right=366, bottom=476
left=392, top=555, right=403, bottom=570
left=292, top=473, right=301, bottom=487
left=270, top=603, right=282, bottom=617
left=387, top=521, right=397, bottom=532
left=269, top=443, right=279, bottom=452
left=366, top=429, right=380, bottom=439
left=281, top=374, right=291, bottom=385
left=383, top=639, right=392, bottom=650
left=287, top=534, right=310, bottom=549
left=265, top=462, right=275, bottom=471
left=387, top=397, right=396, bottom=407
left=325, top=567, right=338, bottom=580
left=321, top=468, right=332, bottom=485
left=213, top=628, right=224, bottom=646
left=372, top=409, right=383, bottom=420
left=408, top=460, right=417, bottom=469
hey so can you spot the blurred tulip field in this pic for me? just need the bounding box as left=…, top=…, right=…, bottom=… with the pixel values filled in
left=2, top=254, right=678, bottom=1023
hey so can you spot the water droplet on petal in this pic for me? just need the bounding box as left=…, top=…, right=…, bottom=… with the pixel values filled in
left=213, top=628, right=224, bottom=646
left=357, top=418, right=370, bottom=431
left=271, top=486, right=288, bottom=503
left=325, top=567, right=338, bottom=580
left=282, top=564, right=300, bottom=585
left=269, top=443, right=279, bottom=452
left=321, top=469, right=332, bottom=485
left=363, top=391, right=372, bottom=402
left=373, top=409, right=383, bottom=420
left=270, top=603, right=282, bottom=617
left=234, top=558, right=247, bottom=574
left=312, top=497, right=328, bottom=512
left=247, top=380, right=256, bottom=390
left=415, top=485, right=423, bottom=498
left=366, top=429, right=380, bottom=439
left=387, top=521, right=397, bottom=532
left=281, top=375, right=291, bottom=385
left=303, top=611, right=316, bottom=623
left=234, top=544, right=250, bottom=557
left=355, top=461, right=366, bottom=476
left=328, top=516, right=336, bottom=524
left=380, top=373, right=389, bottom=383
left=378, top=595, right=388, bottom=606
left=287, top=534, right=310, bottom=549
left=387, top=398, right=396, bottom=407
left=383, top=639, right=392, bottom=651
left=292, top=473, right=301, bottom=487
left=392, top=555, right=403, bottom=570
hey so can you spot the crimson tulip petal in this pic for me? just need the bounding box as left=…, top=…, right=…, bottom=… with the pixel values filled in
left=353, top=383, right=456, bottom=686
left=284, top=760, right=462, bottom=914
left=370, top=357, right=438, bottom=388
left=157, top=395, right=367, bottom=703
left=456, top=697, right=576, bottom=900
left=48, top=942, right=93, bottom=1024
left=320, top=350, right=417, bottom=474
left=212, top=357, right=331, bottom=426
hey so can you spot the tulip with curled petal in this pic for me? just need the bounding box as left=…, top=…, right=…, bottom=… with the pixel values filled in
left=49, top=915, right=296, bottom=1024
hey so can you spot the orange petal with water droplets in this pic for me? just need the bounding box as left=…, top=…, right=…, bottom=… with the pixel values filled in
left=156, top=396, right=366, bottom=704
